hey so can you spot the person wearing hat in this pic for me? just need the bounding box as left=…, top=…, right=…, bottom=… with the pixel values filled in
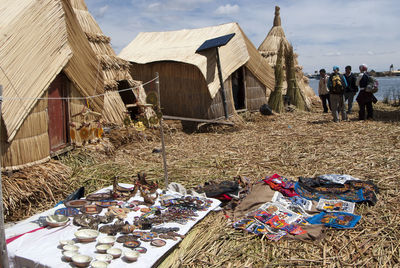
left=356, top=64, right=377, bottom=120
left=328, top=66, right=348, bottom=122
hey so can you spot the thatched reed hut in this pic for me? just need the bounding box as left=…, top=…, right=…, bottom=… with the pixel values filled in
left=258, top=6, right=319, bottom=108
left=119, top=23, right=275, bottom=120
left=0, top=0, right=105, bottom=171
left=69, top=0, right=152, bottom=123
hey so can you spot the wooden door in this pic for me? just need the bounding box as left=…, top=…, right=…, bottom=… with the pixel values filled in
left=48, top=73, right=68, bottom=152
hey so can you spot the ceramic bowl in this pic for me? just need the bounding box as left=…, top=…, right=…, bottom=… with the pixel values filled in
left=63, top=244, right=79, bottom=252
left=123, top=249, right=140, bottom=262
left=46, top=215, right=69, bottom=228
left=72, top=254, right=93, bottom=268
left=90, top=260, right=109, bottom=268
left=97, top=236, right=116, bottom=246
left=106, top=247, right=122, bottom=259
left=95, top=254, right=113, bottom=263
left=59, top=239, right=75, bottom=247
left=96, top=244, right=112, bottom=254
left=63, top=250, right=78, bottom=262
left=75, top=229, right=99, bottom=243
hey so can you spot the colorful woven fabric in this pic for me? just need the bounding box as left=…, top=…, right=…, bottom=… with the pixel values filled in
left=306, top=212, right=361, bottom=229
left=294, top=177, right=378, bottom=205
left=262, top=174, right=299, bottom=197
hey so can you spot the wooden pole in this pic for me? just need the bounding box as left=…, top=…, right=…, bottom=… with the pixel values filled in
left=155, top=73, right=169, bottom=188
left=216, top=48, right=229, bottom=119
left=0, top=85, right=10, bottom=268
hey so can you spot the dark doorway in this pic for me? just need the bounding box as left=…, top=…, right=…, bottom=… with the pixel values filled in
left=48, top=73, right=69, bottom=152
left=118, top=80, right=140, bottom=120
left=231, top=67, right=245, bottom=110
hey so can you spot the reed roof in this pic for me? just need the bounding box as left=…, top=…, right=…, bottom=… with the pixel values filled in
left=0, top=0, right=104, bottom=142
left=70, top=0, right=154, bottom=123
left=258, top=6, right=318, bottom=105
left=258, top=6, right=291, bottom=67
left=119, top=22, right=275, bottom=98
left=70, top=0, right=132, bottom=84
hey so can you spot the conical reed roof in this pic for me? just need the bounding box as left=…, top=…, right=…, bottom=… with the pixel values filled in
left=258, top=6, right=318, bottom=108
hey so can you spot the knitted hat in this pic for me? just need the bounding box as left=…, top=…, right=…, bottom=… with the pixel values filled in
left=359, top=64, right=368, bottom=72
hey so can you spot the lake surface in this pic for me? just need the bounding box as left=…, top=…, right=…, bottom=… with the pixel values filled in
left=308, top=76, right=400, bottom=101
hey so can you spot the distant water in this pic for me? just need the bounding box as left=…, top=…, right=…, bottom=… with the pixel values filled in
left=308, top=76, right=400, bottom=101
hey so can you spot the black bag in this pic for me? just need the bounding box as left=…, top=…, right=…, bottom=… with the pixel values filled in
left=260, top=104, right=273, bottom=115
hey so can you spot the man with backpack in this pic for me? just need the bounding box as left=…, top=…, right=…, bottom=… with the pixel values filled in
left=328, top=66, right=348, bottom=122
left=343, top=66, right=358, bottom=114
left=356, top=64, right=378, bottom=120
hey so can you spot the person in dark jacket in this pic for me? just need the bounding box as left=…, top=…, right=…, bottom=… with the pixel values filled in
left=318, top=69, right=330, bottom=113
left=328, top=66, right=348, bottom=122
left=356, top=64, right=377, bottom=120
left=343, top=65, right=358, bottom=114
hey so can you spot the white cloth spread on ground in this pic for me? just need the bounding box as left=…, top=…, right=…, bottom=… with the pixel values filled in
left=5, top=184, right=221, bottom=268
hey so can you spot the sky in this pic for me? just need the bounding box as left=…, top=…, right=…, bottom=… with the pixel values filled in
left=85, top=0, right=400, bottom=74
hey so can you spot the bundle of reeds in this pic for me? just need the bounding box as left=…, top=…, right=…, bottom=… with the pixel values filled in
left=2, top=160, right=72, bottom=222
left=285, top=44, right=307, bottom=111
left=84, top=32, right=111, bottom=44
left=268, top=42, right=285, bottom=113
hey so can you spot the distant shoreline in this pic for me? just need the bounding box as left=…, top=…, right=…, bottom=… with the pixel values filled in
left=307, top=71, right=400, bottom=79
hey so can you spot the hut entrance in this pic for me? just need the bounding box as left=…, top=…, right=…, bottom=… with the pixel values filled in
left=231, top=67, right=245, bottom=110
left=48, top=73, right=69, bottom=153
left=118, top=80, right=140, bottom=120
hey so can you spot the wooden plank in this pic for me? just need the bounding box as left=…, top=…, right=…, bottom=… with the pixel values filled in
left=162, top=115, right=234, bottom=125
left=0, top=85, right=10, bottom=268
left=125, top=103, right=153, bottom=108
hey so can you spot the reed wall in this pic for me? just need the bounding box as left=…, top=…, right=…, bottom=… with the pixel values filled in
left=244, top=68, right=268, bottom=111
left=1, top=93, right=50, bottom=170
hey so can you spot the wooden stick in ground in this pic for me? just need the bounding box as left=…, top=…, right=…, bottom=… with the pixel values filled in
left=156, top=73, right=169, bottom=188
left=0, top=85, right=10, bottom=268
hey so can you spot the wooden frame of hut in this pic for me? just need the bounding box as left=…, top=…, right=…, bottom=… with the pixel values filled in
left=258, top=6, right=319, bottom=108
left=0, top=0, right=107, bottom=171
left=119, top=23, right=275, bottom=120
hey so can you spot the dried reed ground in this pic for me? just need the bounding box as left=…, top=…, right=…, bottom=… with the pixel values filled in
left=3, top=103, right=400, bottom=266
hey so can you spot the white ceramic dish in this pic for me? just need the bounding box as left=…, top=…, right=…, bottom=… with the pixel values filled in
left=91, top=260, right=109, bottom=268
left=74, top=229, right=99, bottom=243
left=46, top=215, right=69, bottom=228
left=72, top=254, right=93, bottom=268
left=97, top=236, right=116, bottom=245
left=123, top=249, right=139, bottom=262
left=63, top=244, right=79, bottom=252
left=106, top=247, right=122, bottom=258
left=63, top=250, right=78, bottom=262
left=96, top=244, right=111, bottom=254
left=59, top=239, right=75, bottom=246
left=95, top=254, right=113, bottom=263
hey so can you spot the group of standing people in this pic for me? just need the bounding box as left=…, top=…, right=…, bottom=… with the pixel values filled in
left=318, top=64, right=377, bottom=122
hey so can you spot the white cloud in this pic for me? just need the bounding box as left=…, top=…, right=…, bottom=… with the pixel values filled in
left=215, top=4, right=239, bottom=15
left=148, top=2, right=161, bottom=10
left=84, top=0, right=400, bottom=72
left=95, top=5, right=109, bottom=18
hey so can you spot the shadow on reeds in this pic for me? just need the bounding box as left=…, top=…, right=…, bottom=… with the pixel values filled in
left=181, top=120, right=240, bottom=134
left=373, top=108, right=400, bottom=122
left=308, top=119, right=334, bottom=124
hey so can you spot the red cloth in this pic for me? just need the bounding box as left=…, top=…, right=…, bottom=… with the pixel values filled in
left=262, top=173, right=298, bottom=197
left=6, top=227, right=45, bottom=244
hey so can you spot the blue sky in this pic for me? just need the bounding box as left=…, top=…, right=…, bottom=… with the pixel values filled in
left=86, top=0, right=400, bottom=73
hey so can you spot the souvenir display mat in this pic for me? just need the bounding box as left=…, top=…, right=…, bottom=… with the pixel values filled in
left=5, top=184, right=221, bottom=268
